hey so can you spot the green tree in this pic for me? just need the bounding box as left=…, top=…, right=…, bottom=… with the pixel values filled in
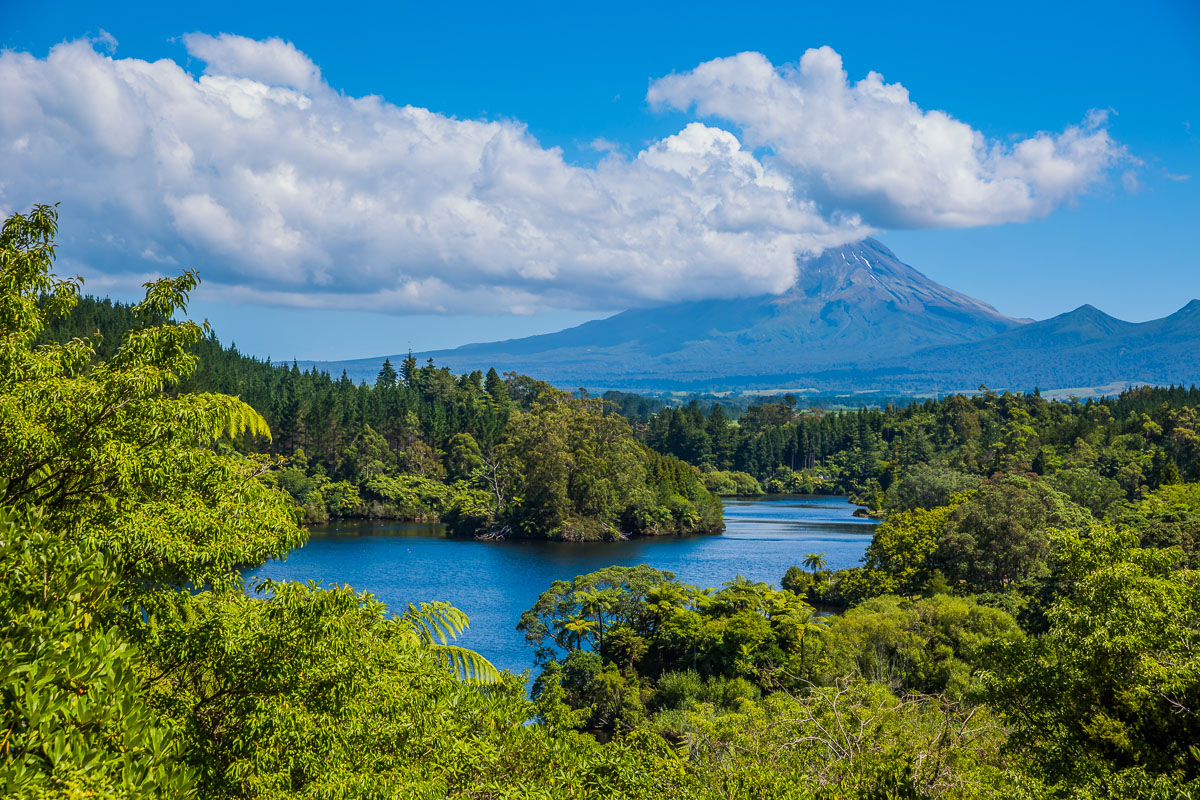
left=988, top=526, right=1200, bottom=786
left=934, top=474, right=1092, bottom=591
left=376, top=357, right=398, bottom=388
left=802, top=552, right=828, bottom=576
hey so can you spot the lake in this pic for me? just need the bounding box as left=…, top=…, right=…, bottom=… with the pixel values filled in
left=245, top=495, right=876, bottom=675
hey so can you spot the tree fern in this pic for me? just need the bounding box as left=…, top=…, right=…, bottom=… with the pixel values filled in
left=401, top=601, right=501, bottom=683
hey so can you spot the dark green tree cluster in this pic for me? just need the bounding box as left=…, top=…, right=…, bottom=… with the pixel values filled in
left=40, top=299, right=722, bottom=539
left=644, top=387, right=1200, bottom=511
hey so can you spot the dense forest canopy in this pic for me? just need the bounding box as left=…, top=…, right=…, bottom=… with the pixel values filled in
left=4, top=206, right=1200, bottom=798
left=39, top=295, right=722, bottom=540
left=646, top=385, right=1200, bottom=508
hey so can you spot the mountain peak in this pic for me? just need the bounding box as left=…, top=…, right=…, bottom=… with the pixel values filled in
left=786, top=238, right=1017, bottom=325
left=1024, top=303, right=1129, bottom=340
left=383, top=237, right=1025, bottom=388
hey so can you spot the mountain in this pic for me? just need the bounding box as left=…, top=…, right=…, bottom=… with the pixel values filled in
left=851, top=300, right=1200, bottom=392
left=310, top=240, right=1199, bottom=394
left=395, top=238, right=1023, bottom=388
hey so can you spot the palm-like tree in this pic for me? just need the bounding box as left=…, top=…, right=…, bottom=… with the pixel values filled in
left=401, top=602, right=501, bottom=683
left=560, top=615, right=597, bottom=650
left=576, top=587, right=620, bottom=654
left=802, top=552, right=828, bottom=576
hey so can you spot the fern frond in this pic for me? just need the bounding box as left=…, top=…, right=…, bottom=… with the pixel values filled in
left=216, top=398, right=272, bottom=442
left=401, top=602, right=500, bottom=683
left=429, top=643, right=502, bottom=684
left=402, top=601, right=469, bottom=645
left=183, top=394, right=273, bottom=443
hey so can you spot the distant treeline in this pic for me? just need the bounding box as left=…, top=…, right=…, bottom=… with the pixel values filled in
left=41, top=297, right=721, bottom=539
left=45, top=296, right=1200, bottom=521
left=642, top=385, right=1200, bottom=509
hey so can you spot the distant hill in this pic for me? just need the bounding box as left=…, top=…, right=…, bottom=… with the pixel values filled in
left=837, top=300, right=1200, bottom=393
left=309, top=239, right=1199, bottom=394
left=317, top=239, right=1026, bottom=388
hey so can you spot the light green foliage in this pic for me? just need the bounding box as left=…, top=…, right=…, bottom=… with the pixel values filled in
left=987, top=526, right=1200, bottom=788
left=815, top=594, right=1022, bottom=698
left=1110, top=481, right=1200, bottom=563
left=834, top=502, right=962, bottom=605
left=763, top=465, right=826, bottom=495
left=0, top=509, right=191, bottom=799
left=700, top=468, right=764, bottom=496
left=362, top=472, right=492, bottom=523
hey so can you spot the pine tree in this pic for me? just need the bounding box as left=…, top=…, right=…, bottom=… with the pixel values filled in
left=377, top=357, right=398, bottom=388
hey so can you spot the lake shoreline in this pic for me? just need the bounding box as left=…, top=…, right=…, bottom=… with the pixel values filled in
left=303, top=493, right=874, bottom=541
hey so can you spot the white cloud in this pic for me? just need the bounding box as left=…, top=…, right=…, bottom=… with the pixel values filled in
left=0, top=37, right=864, bottom=313
left=181, top=33, right=322, bottom=92
left=0, top=39, right=1121, bottom=314
left=588, top=137, right=620, bottom=152
left=647, top=48, right=1124, bottom=228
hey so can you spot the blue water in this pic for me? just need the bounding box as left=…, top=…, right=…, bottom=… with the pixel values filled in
left=245, top=495, right=876, bottom=676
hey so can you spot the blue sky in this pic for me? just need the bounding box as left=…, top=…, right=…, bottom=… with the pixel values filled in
left=2, top=0, right=1197, bottom=359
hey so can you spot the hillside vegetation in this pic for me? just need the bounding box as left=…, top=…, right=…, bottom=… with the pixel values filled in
left=41, top=296, right=721, bottom=540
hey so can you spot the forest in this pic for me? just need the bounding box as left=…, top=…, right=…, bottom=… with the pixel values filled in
left=645, top=385, right=1200, bottom=508
left=3, top=205, right=1198, bottom=798
left=39, top=295, right=722, bottom=541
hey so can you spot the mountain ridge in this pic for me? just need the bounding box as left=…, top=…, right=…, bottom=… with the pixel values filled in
left=405, top=238, right=1025, bottom=385
left=307, top=239, right=1199, bottom=393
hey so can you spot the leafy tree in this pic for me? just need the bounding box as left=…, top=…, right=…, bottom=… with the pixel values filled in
left=988, top=526, right=1200, bottom=786
left=781, top=564, right=811, bottom=595
left=1110, top=481, right=1200, bottom=563
left=802, top=552, right=828, bottom=576
left=884, top=463, right=980, bottom=512
left=815, top=594, right=1022, bottom=698
left=934, top=474, right=1092, bottom=592
left=0, top=509, right=191, bottom=798
left=1048, top=466, right=1125, bottom=517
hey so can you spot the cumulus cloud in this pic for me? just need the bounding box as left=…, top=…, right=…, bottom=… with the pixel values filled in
left=648, top=48, right=1124, bottom=228
left=0, top=38, right=1121, bottom=313
left=0, top=36, right=864, bottom=313
left=182, top=33, right=322, bottom=92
